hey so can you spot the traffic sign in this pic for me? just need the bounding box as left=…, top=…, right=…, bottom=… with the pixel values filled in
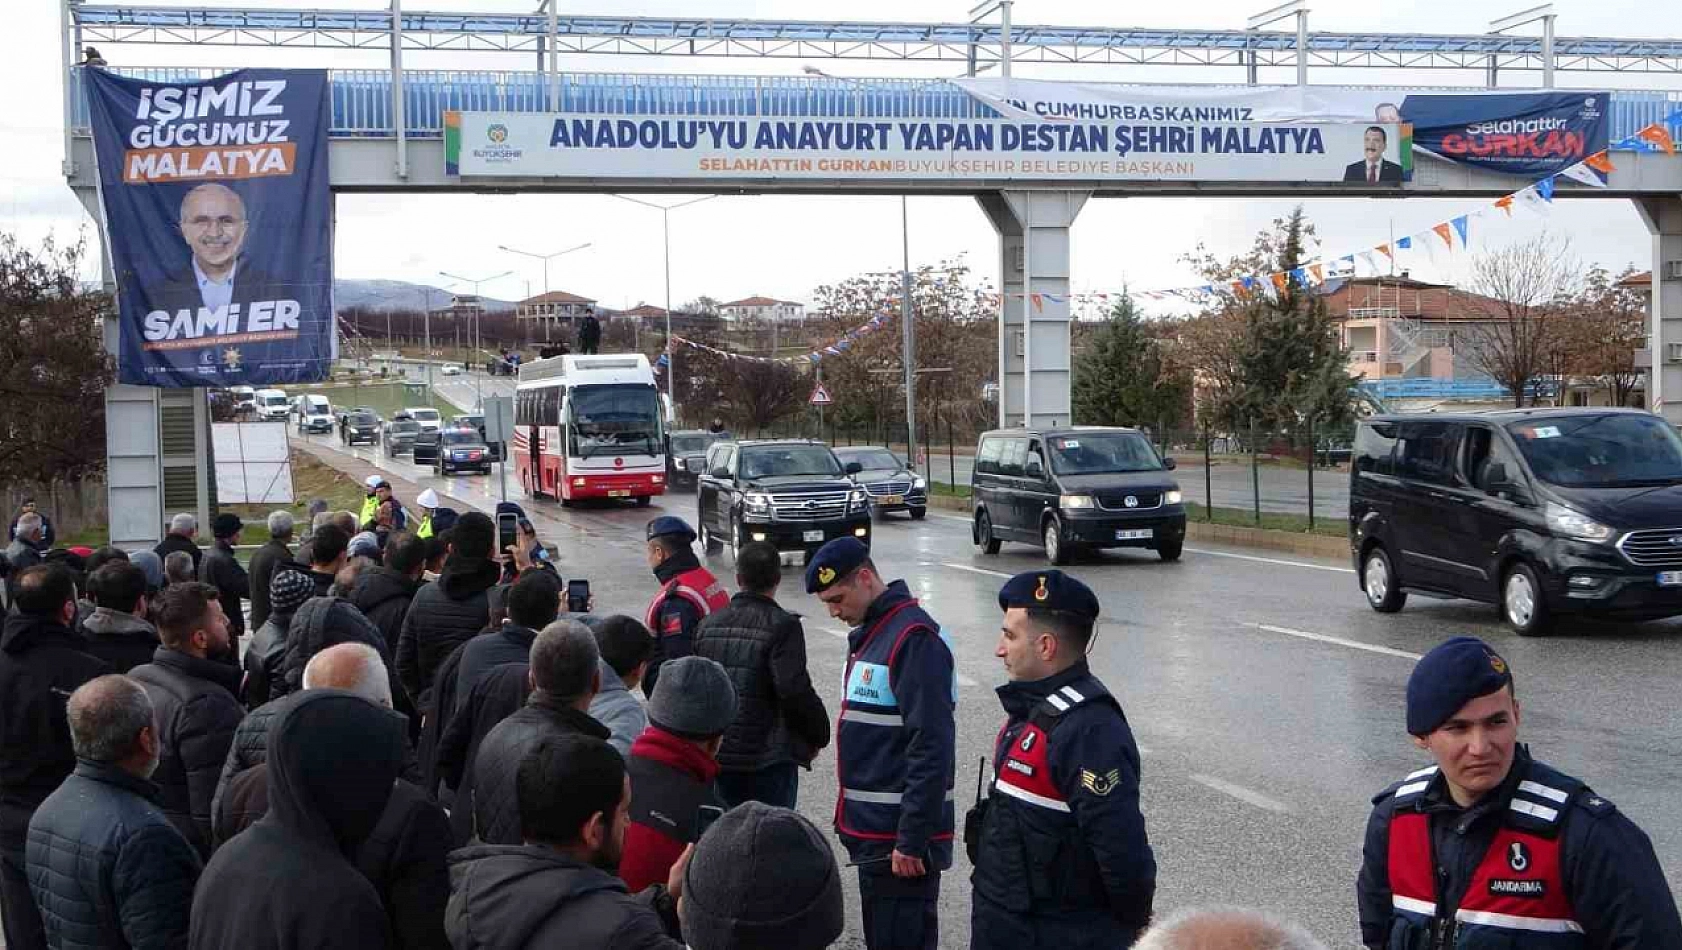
left=809, top=383, right=833, bottom=406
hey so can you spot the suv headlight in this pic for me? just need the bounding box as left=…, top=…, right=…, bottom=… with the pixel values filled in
left=744, top=492, right=772, bottom=513
left=674, top=458, right=687, bottom=471
left=1546, top=503, right=1614, bottom=543
left=1060, top=494, right=1097, bottom=509
left=849, top=488, right=869, bottom=507
left=1164, top=490, right=1183, bottom=505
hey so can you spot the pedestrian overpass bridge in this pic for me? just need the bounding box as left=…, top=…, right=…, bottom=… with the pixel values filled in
left=56, top=3, right=1682, bottom=547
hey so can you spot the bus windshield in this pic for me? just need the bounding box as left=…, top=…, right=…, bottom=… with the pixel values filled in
left=568, top=384, right=663, bottom=458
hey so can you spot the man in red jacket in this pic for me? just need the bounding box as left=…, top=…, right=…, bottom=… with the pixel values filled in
left=618, top=656, right=738, bottom=894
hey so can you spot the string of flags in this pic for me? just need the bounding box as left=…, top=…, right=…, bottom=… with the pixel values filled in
left=655, top=306, right=898, bottom=370
left=975, top=105, right=1682, bottom=308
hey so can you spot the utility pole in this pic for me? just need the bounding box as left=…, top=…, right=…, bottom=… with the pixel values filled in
left=901, top=195, right=917, bottom=468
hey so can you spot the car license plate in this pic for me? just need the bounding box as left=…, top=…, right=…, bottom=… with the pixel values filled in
left=879, top=494, right=903, bottom=506
left=803, top=530, right=825, bottom=543
left=1115, top=528, right=1153, bottom=541
left=1659, top=571, right=1682, bottom=587
left=608, top=490, right=630, bottom=497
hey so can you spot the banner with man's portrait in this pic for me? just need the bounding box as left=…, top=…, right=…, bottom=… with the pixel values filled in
left=86, top=68, right=334, bottom=387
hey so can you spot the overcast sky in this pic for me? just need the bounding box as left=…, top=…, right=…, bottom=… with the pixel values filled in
left=4, top=0, right=1680, bottom=315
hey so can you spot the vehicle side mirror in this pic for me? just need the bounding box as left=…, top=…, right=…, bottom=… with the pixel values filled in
left=1484, top=462, right=1510, bottom=493
left=1162, top=457, right=1177, bottom=471
left=1025, top=459, right=1044, bottom=479
left=845, top=461, right=863, bottom=475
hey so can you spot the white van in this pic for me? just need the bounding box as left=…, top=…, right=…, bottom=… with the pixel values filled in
left=297, top=394, right=333, bottom=434
left=254, top=389, right=290, bottom=421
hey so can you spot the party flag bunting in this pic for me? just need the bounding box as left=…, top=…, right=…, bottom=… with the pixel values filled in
left=1637, top=125, right=1677, bottom=155
left=1450, top=215, right=1470, bottom=247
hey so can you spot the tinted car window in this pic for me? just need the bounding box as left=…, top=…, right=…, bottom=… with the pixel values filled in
left=1463, top=426, right=1524, bottom=494
left=348, top=413, right=377, bottom=426
left=739, top=446, right=842, bottom=479
left=976, top=437, right=1006, bottom=475
left=1046, top=432, right=1162, bottom=474
left=837, top=450, right=901, bottom=470
left=389, top=421, right=420, bottom=434
left=672, top=434, right=717, bottom=454
left=1354, top=422, right=1398, bottom=477
left=998, top=438, right=1028, bottom=478
left=1506, top=414, right=1682, bottom=488
left=442, top=431, right=480, bottom=445
left=1396, top=422, right=1462, bottom=486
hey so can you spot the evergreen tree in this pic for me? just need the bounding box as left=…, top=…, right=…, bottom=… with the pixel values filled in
left=1072, top=294, right=1190, bottom=429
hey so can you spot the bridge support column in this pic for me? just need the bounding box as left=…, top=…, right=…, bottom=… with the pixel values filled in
left=1637, top=194, right=1682, bottom=424
left=978, top=190, right=1089, bottom=429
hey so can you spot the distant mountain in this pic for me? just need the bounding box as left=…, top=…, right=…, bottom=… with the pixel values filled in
left=334, top=278, right=517, bottom=313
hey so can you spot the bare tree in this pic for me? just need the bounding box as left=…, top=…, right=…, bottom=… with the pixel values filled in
left=1557, top=265, right=1647, bottom=407
left=720, top=360, right=806, bottom=435
left=1455, top=235, right=1583, bottom=408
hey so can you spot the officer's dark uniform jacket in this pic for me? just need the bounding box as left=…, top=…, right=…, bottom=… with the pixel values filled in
left=1357, top=746, right=1682, bottom=950
left=970, top=661, right=1154, bottom=945
left=835, top=580, right=956, bottom=867
left=641, top=551, right=728, bottom=699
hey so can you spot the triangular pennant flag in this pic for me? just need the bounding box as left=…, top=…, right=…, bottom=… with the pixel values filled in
left=1288, top=267, right=1307, bottom=287
left=1309, top=263, right=1325, bottom=285
left=1584, top=151, right=1615, bottom=175
left=1535, top=177, right=1556, bottom=201
left=1030, top=293, right=1044, bottom=312
left=1271, top=273, right=1288, bottom=292
left=1376, top=243, right=1392, bottom=260
left=1450, top=216, right=1470, bottom=247
left=1556, top=163, right=1606, bottom=188
left=1638, top=125, right=1677, bottom=155
left=1359, top=250, right=1379, bottom=273
left=1396, top=236, right=1412, bottom=250
left=1494, top=194, right=1515, bottom=216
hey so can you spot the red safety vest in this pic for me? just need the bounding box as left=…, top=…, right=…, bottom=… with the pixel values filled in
left=643, top=565, right=729, bottom=636
left=1385, top=766, right=1586, bottom=949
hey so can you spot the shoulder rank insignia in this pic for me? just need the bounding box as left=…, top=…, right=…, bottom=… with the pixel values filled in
left=1081, top=768, right=1122, bottom=796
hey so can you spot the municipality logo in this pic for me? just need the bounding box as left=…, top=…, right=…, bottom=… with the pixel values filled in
left=473, top=123, right=523, bottom=163
left=487, top=124, right=509, bottom=144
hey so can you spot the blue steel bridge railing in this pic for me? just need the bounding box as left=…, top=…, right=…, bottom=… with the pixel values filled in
left=65, top=67, right=1681, bottom=141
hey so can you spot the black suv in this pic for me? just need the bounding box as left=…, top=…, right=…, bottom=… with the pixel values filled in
left=451, top=413, right=504, bottom=462
left=696, top=439, right=871, bottom=561
left=428, top=427, right=493, bottom=475
left=667, top=430, right=730, bottom=491
left=382, top=417, right=422, bottom=458
left=340, top=411, right=380, bottom=446
left=971, top=427, right=1186, bottom=564
left=1352, top=408, right=1682, bottom=636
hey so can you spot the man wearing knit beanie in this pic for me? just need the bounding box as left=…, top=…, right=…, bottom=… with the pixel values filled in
left=619, top=656, right=737, bottom=894
left=1356, top=636, right=1682, bottom=949
left=681, top=802, right=843, bottom=950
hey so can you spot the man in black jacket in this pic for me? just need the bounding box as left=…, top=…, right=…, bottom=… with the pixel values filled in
left=694, top=541, right=830, bottom=809
left=352, top=531, right=426, bottom=653
left=446, top=734, right=686, bottom=950
left=199, top=513, right=250, bottom=642
left=279, top=595, right=401, bottom=704
left=81, top=561, right=163, bottom=674
left=472, top=620, right=607, bottom=845
left=213, top=644, right=452, bottom=950
left=0, top=565, right=109, bottom=950
left=243, top=569, right=313, bottom=710
left=129, top=582, right=245, bottom=860
left=456, top=569, right=561, bottom=697
left=190, top=689, right=405, bottom=950
left=398, top=512, right=500, bottom=721
left=27, top=675, right=202, bottom=950
left=153, top=513, right=203, bottom=579
left=303, top=524, right=349, bottom=598
left=3, top=514, right=45, bottom=608
left=247, top=510, right=295, bottom=632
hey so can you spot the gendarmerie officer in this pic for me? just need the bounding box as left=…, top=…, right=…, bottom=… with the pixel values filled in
left=967, top=570, right=1155, bottom=950
left=807, top=538, right=955, bottom=950
left=641, top=516, right=729, bottom=698
left=1357, top=636, right=1682, bottom=949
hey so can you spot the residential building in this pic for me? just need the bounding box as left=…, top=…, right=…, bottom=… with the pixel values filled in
left=517, top=290, right=597, bottom=334
left=720, top=296, right=805, bottom=324
left=1321, top=275, right=1521, bottom=402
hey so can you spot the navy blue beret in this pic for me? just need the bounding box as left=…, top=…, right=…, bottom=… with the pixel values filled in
left=1407, top=636, right=1513, bottom=735
left=646, top=516, right=696, bottom=544
left=805, top=537, right=870, bottom=593
left=997, top=570, right=1100, bottom=621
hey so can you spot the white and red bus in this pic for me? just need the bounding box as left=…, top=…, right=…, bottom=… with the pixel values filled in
left=513, top=353, right=668, bottom=506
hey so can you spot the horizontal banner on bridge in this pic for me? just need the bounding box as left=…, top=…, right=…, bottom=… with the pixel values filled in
left=445, top=111, right=1409, bottom=183
left=955, top=79, right=1609, bottom=180
left=87, top=68, right=336, bottom=388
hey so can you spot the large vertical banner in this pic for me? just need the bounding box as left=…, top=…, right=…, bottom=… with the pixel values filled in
left=86, top=69, right=334, bottom=387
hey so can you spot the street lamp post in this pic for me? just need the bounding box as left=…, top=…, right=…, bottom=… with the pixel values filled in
left=440, top=269, right=512, bottom=411
left=498, top=242, right=592, bottom=344
left=608, top=194, right=719, bottom=421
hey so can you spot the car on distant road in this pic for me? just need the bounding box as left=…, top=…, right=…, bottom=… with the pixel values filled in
left=340, top=411, right=380, bottom=446
left=382, top=416, right=422, bottom=457
left=429, top=427, right=492, bottom=475
left=254, top=389, right=290, bottom=422
left=405, top=406, right=443, bottom=432
left=230, top=386, right=256, bottom=413
left=296, top=395, right=334, bottom=434
left=833, top=445, right=927, bottom=520
left=666, top=430, right=729, bottom=491
left=337, top=405, right=380, bottom=426
left=441, top=364, right=463, bottom=376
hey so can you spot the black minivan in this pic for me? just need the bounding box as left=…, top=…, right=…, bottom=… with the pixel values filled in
left=1352, top=408, right=1682, bottom=636
left=971, top=427, right=1187, bottom=564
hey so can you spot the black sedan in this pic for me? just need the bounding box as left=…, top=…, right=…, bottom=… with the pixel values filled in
left=423, top=428, right=492, bottom=475
left=340, top=411, right=380, bottom=446
left=833, top=446, right=928, bottom=519
left=451, top=414, right=503, bottom=462
left=667, top=430, right=729, bottom=491
left=382, top=419, right=422, bottom=457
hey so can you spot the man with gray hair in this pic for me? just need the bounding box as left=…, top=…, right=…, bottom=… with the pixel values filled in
left=1133, top=907, right=1327, bottom=950
left=302, top=642, right=392, bottom=705
left=3, top=513, right=44, bottom=605
left=27, top=675, right=202, bottom=950
left=154, top=513, right=203, bottom=578
left=471, top=620, right=609, bottom=845
left=248, top=509, right=295, bottom=632
left=163, top=551, right=196, bottom=588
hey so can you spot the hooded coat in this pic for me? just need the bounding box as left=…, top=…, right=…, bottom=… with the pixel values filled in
left=189, top=690, right=405, bottom=950
left=79, top=608, right=162, bottom=675
left=445, top=845, right=682, bottom=950
left=397, top=557, right=500, bottom=714
left=279, top=596, right=399, bottom=698
left=351, top=567, right=421, bottom=661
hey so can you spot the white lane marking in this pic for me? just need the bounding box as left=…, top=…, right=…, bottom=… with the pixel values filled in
left=1184, top=547, right=1354, bottom=574
left=941, top=562, right=1013, bottom=580
left=930, top=513, right=972, bottom=524
left=1188, top=774, right=1291, bottom=814
left=1244, top=623, right=1422, bottom=661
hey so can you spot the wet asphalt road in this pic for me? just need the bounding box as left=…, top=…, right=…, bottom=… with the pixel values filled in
left=297, top=432, right=1682, bottom=950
